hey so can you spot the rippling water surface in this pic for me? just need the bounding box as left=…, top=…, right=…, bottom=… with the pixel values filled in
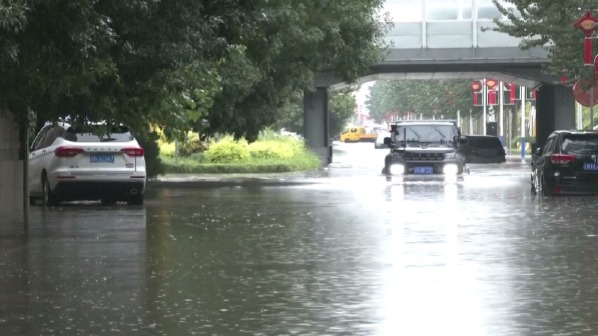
left=3, top=143, right=598, bottom=335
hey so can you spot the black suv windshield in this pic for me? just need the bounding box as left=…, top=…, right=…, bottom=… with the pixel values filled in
left=561, top=134, right=598, bottom=154
left=396, top=125, right=457, bottom=146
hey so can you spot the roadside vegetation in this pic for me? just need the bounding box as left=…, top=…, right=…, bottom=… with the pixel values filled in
left=158, top=129, right=321, bottom=174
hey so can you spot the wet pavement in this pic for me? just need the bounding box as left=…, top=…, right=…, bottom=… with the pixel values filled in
left=3, top=142, right=598, bottom=335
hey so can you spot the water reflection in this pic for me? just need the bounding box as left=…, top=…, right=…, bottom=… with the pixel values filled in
left=2, top=204, right=149, bottom=335
left=6, top=164, right=598, bottom=335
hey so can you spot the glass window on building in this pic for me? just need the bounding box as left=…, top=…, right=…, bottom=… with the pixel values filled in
left=385, top=0, right=423, bottom=22
left=425, top=0, right=473, bottom=21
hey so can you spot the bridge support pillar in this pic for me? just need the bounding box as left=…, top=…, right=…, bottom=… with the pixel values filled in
left=535, top=84, right=575, bottom=147
left=0, top=109, right=28, bottom=236
left=303, top=88, right=331, bottom=166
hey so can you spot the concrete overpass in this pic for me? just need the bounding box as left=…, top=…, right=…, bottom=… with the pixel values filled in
left=304, top=2, right=574, bottom=164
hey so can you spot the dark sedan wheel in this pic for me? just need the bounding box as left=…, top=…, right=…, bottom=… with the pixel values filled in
left=541, top=175, right=554, bottom=196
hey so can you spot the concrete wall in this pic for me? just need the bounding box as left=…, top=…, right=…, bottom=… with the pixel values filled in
left=536, top=84, right=576, bottom=148
left=0, top=109, right=26, bottom=235
left=303, top=88, right=331, bottom=166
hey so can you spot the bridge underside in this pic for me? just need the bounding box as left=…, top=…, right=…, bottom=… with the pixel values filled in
left=306, top=46, right=573, bottom=165
left=319, top=47, right=555, bottom=90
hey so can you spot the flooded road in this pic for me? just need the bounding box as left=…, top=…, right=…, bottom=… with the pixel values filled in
left=4, top=142, right=598, bottom=335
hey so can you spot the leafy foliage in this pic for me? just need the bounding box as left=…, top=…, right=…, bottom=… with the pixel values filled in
left=491, top=0, right=594, bottom=83
left=203, top=0, right=390, bottom=141
left=160, top=128, right=320, bottom=173
left=203, top=136, right=250, bottom=163
left=366, top=80, right=474, bottom=122
left=0, top=0, right=390, bottom=143
left=329, top=88, right=359, bottom=138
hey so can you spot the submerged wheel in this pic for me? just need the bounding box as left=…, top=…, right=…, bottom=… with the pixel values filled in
left=127, top=194, right=144, bottom=206
left=541, top=175, right=554, bottom=197
left=42, top=175, right=58, bottom=206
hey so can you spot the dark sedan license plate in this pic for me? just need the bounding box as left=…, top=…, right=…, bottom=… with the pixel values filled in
left=90, top=154, right=114, bottom=163
left=414, top=166, right=433, bottom=174
left=583, top=163, right=598, bottom=171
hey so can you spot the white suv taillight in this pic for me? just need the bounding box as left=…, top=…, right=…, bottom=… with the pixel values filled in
left=121, top=147, right=144, bottom=157
left=55, top=146, right=84, bottom=157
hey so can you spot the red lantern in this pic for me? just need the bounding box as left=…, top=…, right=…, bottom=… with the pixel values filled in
left=574, top=11, right=598, bottom=65
left=486, top=79, right=498, bottom=89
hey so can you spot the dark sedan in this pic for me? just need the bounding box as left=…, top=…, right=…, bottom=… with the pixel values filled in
left=531, top=130, right=598, bottom=196
left=462, top=135, right=506, bottom=164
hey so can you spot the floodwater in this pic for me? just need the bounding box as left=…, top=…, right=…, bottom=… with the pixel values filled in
left=3, top=143, right=598, bottom=335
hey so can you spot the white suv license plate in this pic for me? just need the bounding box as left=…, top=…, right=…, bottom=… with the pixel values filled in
left=414, top=166, right=433, bottom=174
left=583, top=162, right=598, bottom=171
left=90, top=154, right=115, bottom=163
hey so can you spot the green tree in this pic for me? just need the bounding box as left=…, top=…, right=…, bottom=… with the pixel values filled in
left=491, top=0, right=594, bottom=83
left=204, top=0, right=390, bottom=141
left=0, top=0, right=390, bottom=140
left=329, top=88, right=359, bottom=138
left=366, top=80, right=473, bottom=122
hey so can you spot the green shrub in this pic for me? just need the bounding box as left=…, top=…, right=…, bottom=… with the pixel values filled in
left=248, top=141, right=295, bottom=159
left=204, top=137, right=250, bottom=163
left=158, top=131, right=321, bottom=174
left=178, top=135, right=206, bottom=157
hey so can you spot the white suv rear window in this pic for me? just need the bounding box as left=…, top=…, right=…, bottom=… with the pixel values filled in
left=65, top=126, right=134, bottom=143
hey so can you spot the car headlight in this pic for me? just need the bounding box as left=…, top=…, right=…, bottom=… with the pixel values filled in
left=389, top=164, right=405, bottom=175
left=444, top=152, right=456, bottom=159
left=443, top=164, right=459, bottom=175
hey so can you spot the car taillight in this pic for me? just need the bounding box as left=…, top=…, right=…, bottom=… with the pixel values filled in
left=121, top=147, right=144, bottom=157
left=55, top=146, right=84, bottom=157
left=550, top=153, right=576, bottom=165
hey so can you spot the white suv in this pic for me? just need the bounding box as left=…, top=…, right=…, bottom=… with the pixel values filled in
left=28, top=122, right=146, bottom=206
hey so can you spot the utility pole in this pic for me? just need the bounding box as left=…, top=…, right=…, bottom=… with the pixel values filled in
left=521, top=86, right=527, bottom=162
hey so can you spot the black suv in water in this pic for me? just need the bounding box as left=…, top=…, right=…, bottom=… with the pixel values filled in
left=531, top=130, right=598, bottom=196
left=382, top=120, right=468, bottom=179
left=461, top=135, right=506, bottom=164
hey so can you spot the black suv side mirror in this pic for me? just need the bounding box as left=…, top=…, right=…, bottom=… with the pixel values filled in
left=458, top=136, right=468, bottom=144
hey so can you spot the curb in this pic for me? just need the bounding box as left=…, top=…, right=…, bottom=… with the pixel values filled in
left=147, top=172, right=325, bottom=188
left=148, top=178, right=318, bottom=188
